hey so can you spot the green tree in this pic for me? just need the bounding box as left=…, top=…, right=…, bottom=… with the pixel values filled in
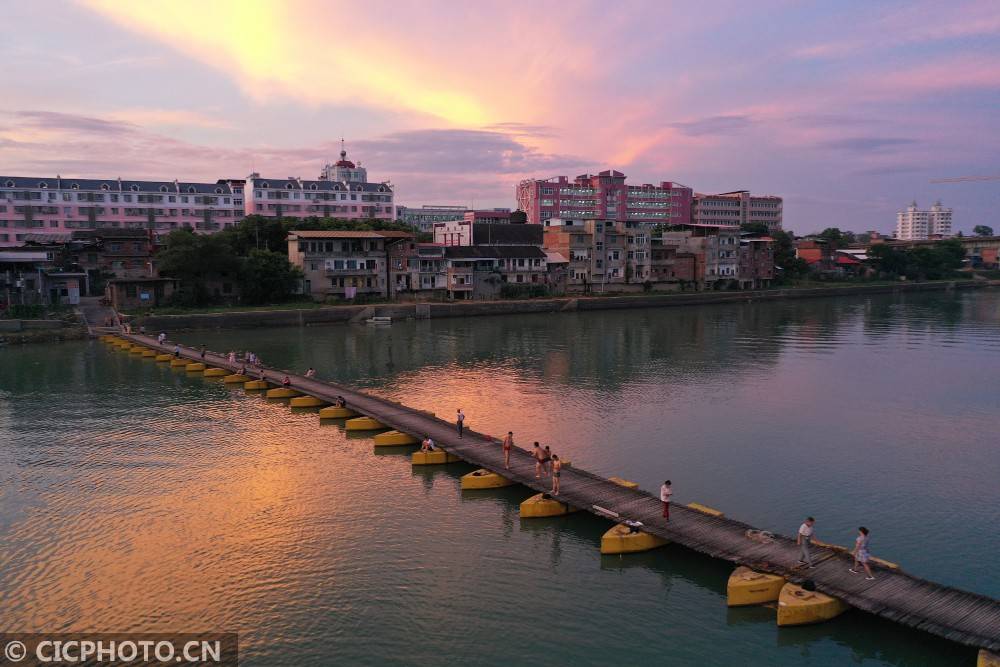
left=740, top=222, right=770, bottom=237
left=157, top=229, right=241, bottom=306
left=240, top=249, right=302, bottom=304
left=868, top=244, right=909, bottom=277
left=817, top=227, right=846, bottom=248
left=771, top=230, right=807, bottom=279
left=973, top=225, right=994, bottom=237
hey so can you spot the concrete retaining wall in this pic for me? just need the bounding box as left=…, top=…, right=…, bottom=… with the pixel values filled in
left=0, top=319, right=66, bottom=332
left=134, top=281, right=985, bottom=332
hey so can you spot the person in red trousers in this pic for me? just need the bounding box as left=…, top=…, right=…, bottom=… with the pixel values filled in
left=660, top=480, right=673, bottom=520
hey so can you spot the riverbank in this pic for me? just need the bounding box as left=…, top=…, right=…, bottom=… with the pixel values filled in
left=129, top=280, right=992, bottom=332
left=0, top=323, right=88, bottom=346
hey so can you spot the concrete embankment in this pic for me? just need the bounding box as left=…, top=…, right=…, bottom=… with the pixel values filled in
left=0, top=320, right=87, bottom=345
left=133, top=280, right=988, bottom=332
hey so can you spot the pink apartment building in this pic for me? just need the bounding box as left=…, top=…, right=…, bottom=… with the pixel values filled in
left=516, top=170, right=693, bottom=226
left=0, top=176, right=242, bottom=247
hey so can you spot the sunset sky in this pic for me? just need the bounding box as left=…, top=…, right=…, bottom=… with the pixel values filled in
left=2, top=0, right=999, bottom=233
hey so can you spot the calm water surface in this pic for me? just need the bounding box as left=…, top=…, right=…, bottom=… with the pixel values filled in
left=1, top=290, right=998, bottom=666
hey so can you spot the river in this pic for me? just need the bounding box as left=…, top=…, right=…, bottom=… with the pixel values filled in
left=1, top=289, right=997, bottom=665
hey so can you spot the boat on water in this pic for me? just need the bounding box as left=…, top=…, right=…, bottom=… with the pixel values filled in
left=366, top=316, right=392, bottom=326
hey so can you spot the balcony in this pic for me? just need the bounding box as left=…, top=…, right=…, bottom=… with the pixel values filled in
left=326, top=266, right=378, bottom=275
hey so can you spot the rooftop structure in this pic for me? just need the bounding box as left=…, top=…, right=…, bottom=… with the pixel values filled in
left=318, top=141, right=369, bottom=183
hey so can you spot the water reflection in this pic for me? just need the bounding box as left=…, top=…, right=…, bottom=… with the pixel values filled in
left=1, top=290, right=998, bottom=666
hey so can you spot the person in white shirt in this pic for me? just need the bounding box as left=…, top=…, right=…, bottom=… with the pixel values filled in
left=456, top=408, right=465, bottom=438
left=660, top=480, right=673, bottom=520
left=157, top=332, right=166, bottom=346
left=305, top=368, right=316, bottom=378
left=420, top=436, right=435, bottom=452
left=797, top=516, right=816, bottom=568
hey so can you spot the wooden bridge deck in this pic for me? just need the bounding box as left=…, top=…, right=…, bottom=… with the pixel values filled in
left=123, top=334, right=1000, bottom=651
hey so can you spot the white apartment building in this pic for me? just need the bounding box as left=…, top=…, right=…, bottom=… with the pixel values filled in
left=692, top=190, right=783, bottom=231
left=895, top=201, right=952, bottom=240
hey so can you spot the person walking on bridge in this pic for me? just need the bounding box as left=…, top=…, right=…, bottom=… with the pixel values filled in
left=157, top=332, right=166, bottom=346
left=456, top=408, right=465, bottom=438
left=798, top=517, right=817, bottom=568
left=173, top=344, right=181, bottom=358
left=199, top=345, right=206, bottom=360
left=543, top=445, right=553, bottom=477
left=660, top=480, right=673, bottom=520
left=502, top=431, right=513, bottom=469
left=305, top=368, right=316, bottom=378
left=849, top=526, right=875, bottom=580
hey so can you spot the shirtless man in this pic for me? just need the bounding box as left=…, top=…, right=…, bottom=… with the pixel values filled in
left=502, top=431, right=513, bottom=469
left=551, top=455, right=562, bottom=494
left=532, top=442, right=545, bottom=478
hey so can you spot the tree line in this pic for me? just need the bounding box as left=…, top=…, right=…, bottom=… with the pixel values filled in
left=156, top=215, right=419, bottom=307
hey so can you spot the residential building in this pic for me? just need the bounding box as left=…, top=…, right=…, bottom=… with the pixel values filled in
left=692, top=191, right=783, bottom=231
left=433, top=220, right=542, bottom=247
left=396, top=205, right=468, bottom=233
left=396, top=206, right=513, bottom=234
left=287, top=230, right=413, bottom=300
left=71, top=228, right=157, bottom=287
left=464, top=209, right=512, bottom=225
left=414, top=244, right=448, bottom=292
left=244, top=174, right=394, bottom=221
left=738, top=238, right=775, bottom=289
left=105, top=277, right=178, bottom=311
left=443, top=245, right=549, bottom=300
left=895, top=200, right=952, bottom=240
left=0, top=176, right=242, bottom=247
left=516, top=171, right=693, bottom=226
left=661, top=223, right=741, bottom=288
left=795, top=239, right=863, bottom=276
left=542, top=219, right=593, bottom=290
left=541, top=218, right=652, bottom=291
left=0, top=245, right=90, bottom=307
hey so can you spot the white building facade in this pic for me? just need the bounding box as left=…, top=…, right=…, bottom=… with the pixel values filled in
left=895, top=201, right=952, bottom=240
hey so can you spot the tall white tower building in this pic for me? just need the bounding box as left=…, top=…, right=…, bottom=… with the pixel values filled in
left=896, top=201, right=952, bottom=240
